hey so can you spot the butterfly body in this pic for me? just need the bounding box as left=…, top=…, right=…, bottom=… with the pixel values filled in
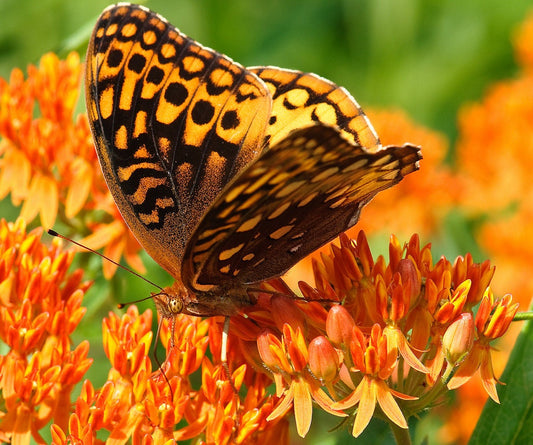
left=154, top=281, right=252, bottom=318
left=86, top=4, right=422, bottom=319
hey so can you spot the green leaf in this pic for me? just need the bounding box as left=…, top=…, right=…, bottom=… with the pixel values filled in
left=469, top=317, right=533, bottom=444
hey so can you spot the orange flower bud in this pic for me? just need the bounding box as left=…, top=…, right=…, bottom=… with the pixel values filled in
left=442, top=313, right=475, bottom=366
left=308, top=336, right=339, bottom=383
left=257, top=330, right=284, bottom=370
left=326, top=305, right=356, bottom=346
left=398, top=258, right=421, bottom=300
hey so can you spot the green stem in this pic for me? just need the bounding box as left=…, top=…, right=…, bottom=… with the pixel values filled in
left=390, top=421, right=411, bottom=445
left=410, top=364, right=454, bottom=413
left=513, top=311, right=533, bottom=321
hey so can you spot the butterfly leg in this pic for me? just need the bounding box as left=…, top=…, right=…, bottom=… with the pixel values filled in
left=221, top=315, right=240, bottom=395
left=221, top=315, right=230, bottom=364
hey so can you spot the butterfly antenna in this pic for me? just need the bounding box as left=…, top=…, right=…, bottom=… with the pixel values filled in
left=116, top=293, right=163, bottom=309
left=47, top=229, right=164, bottom=292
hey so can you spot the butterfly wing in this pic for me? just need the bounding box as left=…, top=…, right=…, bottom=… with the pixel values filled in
left=182, top=125, right=421, bottom=291
left=85, top=4, right=271, bottom=278
left=250, top=67, right=381, bottom=151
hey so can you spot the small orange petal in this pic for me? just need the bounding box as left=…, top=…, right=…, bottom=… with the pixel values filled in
left=292, top=378, right=313, bottom=438
left=20, top=173, right=58, bottom=228
left=331, top=382, right=363, bottom=410
left=267, top=383, right=295, bottom=422
left=65, top=158, right=92, bottom=218
left=0, top=147, right=30, bottom=203
left=352, top=376, right=376, bottom=437
left=375, top=380, right=408, bottom=429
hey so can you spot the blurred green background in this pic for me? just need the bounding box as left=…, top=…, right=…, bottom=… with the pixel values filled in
left=1, top=0, right=532, bottom=444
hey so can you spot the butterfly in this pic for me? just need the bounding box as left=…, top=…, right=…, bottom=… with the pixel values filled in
left=85, top=4, right=421, bottom=331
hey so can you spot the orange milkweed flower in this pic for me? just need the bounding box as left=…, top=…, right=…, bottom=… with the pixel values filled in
left=50, top=303, right=283, bottom=444
left=257, top=325, right=343, bottom=438
left=449, top=17, right=533, bottom=439
left=291, top=231, right=516, bottom=438
left=447, top=289, right=519, bottom=402
left=514, top=9, right=533, bottom=73
left=455, top=12, right=533, bottom=309
left=332, top=324, right=417, bottom=438
left=0, top=212, right=519, bottom=443
left=0, top=217, right=92, bottom=444
left=0, top=53, right=93, bottom=228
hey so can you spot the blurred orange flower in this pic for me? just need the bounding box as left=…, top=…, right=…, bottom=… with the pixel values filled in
left=455, top=13, right=533, bottom=307
left=0, top=53, right=95, bottom=228
left=515, top=9, right=533, bottom=72
left=360, top=108, right=456, bottom=237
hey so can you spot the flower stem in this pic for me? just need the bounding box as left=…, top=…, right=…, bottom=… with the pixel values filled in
left=411, top=365, right=454, bottom=412
left=513, top=311, right=533, bottom=321
left=390, top=421, right=412, bottom=445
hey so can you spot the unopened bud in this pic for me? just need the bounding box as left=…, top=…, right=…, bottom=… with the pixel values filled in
left=309, top=336, right=339, bottom=383
left=326, top=305, right=356, bottom=346
left=442, top=313, right=475, bottom=366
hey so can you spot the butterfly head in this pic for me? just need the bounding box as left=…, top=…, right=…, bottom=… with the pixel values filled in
left=152, top=286, right=186, bottom=319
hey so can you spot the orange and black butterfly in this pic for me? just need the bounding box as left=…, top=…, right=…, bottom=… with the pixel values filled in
left=85, top=4, right=421, bottom=332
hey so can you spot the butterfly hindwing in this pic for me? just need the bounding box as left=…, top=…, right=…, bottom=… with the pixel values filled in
left=85, top=4, right=271, bottom=278
left=183, top=125, right=421, bottom=290
left=250, top=67, right=381, bottom=152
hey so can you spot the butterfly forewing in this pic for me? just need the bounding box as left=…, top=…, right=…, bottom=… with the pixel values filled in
left=86, top=4, right=271, bottom=278
left=250, top=67, right=381, bottom=152
left=183, top=125, right=421, bottom=290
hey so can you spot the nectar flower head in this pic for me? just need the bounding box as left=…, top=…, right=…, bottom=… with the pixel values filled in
left=277, top=230, right=518, bottom=438
left=0, top=217, right=92, bottom=444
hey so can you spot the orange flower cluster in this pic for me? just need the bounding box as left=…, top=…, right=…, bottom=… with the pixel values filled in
left=0, top=218, right=92, bottom=444
left=0, top=52, right=143, bottom=278
left=0, top=53, right=95, bottom=228
left=246, top=231, right=517, bottom=438
left=50, top=306, right=285, bottom=444
left=0, top=217, right=286, bottom=444
left=1, top=226, right=507, bottom=443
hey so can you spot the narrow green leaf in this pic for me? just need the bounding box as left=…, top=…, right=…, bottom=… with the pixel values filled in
left=469, top=318, right=533, bottom=444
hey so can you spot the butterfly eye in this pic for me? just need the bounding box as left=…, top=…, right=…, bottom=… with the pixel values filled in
left=152, top=292, right=184, bottom=318
left=168, top=297, right=184, bottom=315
